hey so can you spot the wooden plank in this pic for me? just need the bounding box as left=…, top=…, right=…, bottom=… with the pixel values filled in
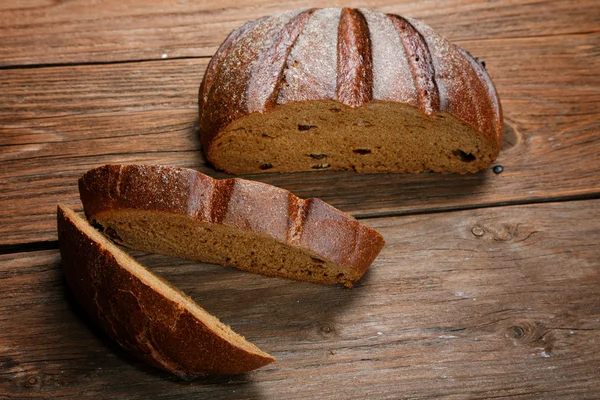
left=1, top=33, right=599, bottom=246
left=1, top=200, right=599, bottom=398
left=0, top=0, right=598, bottom=66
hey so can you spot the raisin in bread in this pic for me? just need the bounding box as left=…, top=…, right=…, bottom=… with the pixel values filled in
left=199, top=8, right=502, bottom=174
left=57, top=204, right=275, bottom=378
left=79, top=165, right=385, bottom=286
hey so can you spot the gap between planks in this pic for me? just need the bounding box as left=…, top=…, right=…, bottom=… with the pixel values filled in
left=0, top=55, right=212, bottom=71
left=2, top=194, right=599, bottom=256
left=0, top=30, right=597, bottom=71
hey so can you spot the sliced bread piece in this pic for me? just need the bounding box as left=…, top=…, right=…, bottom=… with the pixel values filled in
left=79, top=164, right=385, bottom=286
left=57, top=204, right=275, bottom=378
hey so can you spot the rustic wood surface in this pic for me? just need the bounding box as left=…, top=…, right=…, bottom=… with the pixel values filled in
left=2, top=32, right=599, bottom=246
left=1, top=0, right=599, bottom=398
left=1, top=201, right=599, bottom=399
left=0, top=0, right=596, bottom=66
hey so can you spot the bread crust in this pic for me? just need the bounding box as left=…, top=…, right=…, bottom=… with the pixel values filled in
left=79, top=165, right=385, bottom=284
left=199, top=8, right=503, bottom=173
left=57, top=204, right=275, bottom=378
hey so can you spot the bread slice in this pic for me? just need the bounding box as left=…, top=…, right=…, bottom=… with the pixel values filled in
left=79, top=164, right=385, bottom=286
left=199, top=8, right=502, bottom=174
left=57, top=204, right=275, bottom=378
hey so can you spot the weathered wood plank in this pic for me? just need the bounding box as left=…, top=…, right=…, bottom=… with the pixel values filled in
left=1, top=200, right=599, bottom=398
left=1, top=0, right=597, bottom=66
left=1, top=33, right=599, bottom=246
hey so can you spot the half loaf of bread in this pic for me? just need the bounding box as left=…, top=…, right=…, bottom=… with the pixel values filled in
left=199, top=8, right=502, bottom=174
left=79, top=165, right=385, bottom=286
left=57, top=204, right=275, bottom=378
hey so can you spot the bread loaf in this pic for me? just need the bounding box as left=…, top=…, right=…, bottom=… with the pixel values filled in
left=199, top=8, right=502, bottom=174
left=79, top=165, right=385, bottom=286
left=57, top=204, right=275, bottom=378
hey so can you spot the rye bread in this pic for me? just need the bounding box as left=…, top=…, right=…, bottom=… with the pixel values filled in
left=79, top=164, right=385, bottom=286
left=199, top=8, right=503, bottom=174
left=57, top=204, right=275, bottom=378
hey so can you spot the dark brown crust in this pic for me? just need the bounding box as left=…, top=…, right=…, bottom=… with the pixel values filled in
left=199, top=10, right=302, bottom=152
left=388, top=15, right=440, bottom=115
left=292, top=197, right=383, bottom=272
left=79, top=165, right=385, bottom=283
left=336, top=8, right=373, bottom=108
left=405, top=16, right=502, bottom=147
left=199, top=15, right=272, bottom=151
left=198, top=17, right=265, bottom=113
left=457, top=47, right=503, bottom=144
left=199, top=8, right=503, bottom=169
left=453, top=49, right=491, bottom=138
left=246, top=8, right=316, bottom=113
left=57, top=204, right=275, bottom=378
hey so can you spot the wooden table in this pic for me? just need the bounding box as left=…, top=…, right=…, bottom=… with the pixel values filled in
left=1, top=1, right=599, bottom=398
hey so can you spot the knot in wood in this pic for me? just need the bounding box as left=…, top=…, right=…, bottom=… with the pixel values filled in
left=26, top=375, right=39, bottom=386
left=471, top=226, right=485, bottom=237
left=506, top=321, right=536, bottom=341
left=507, top=325, right=524, bottom=339
left=318, top=324, right=337, bottom=338
left=505, top=320, right=555, bottom=354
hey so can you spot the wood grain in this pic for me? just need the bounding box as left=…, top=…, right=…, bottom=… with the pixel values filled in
left=2, top=32, right=599, bottom=246
left=2, top=1, right=599, bottom=398
left=1, top=0, right=598, bottom=66
left=1, top=200, right=599, bottom=398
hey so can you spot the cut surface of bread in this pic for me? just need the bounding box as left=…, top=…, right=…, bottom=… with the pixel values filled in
left=199, top=8, right=503, bottom=174
left=57, top=204, right=275, bottom=378
left=211, top=101, right=496, bottom=174
left=79, top=164, right=385, bottom=286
